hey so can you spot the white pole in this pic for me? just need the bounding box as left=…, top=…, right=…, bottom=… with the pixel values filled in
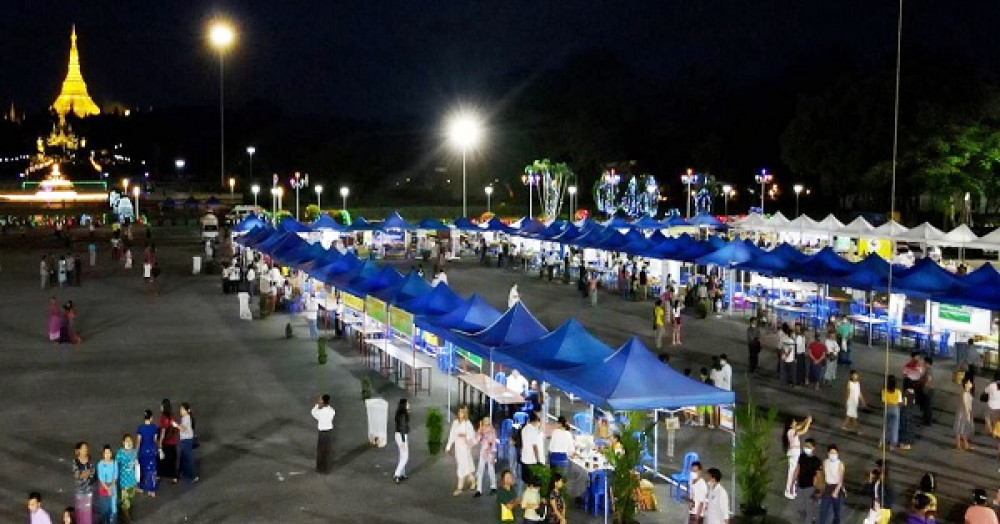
left=462, top=148, right=468, bottom=218
left=446, top=342, right=453, bottom=423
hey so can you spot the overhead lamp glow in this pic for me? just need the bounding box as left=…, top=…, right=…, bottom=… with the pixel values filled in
left=209, top=22, right=235, bottom=49
left=448, top=114, right=482, bottom=150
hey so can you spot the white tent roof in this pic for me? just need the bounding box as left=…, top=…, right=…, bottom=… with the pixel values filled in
left=732, top=213, right=769, bottom=231
left=896, top=222, right=948, bottom=243
left=787, top=214, right=819, bottom=232
left=873, top=220, right=909, bottom=239
left=769, top=211, right=791, bottom=227
left=979, top=227, right=1000, bottom=247
left=943, top=224, right=980, bottom=245
left=838, top=216, right=874, bottom=236
left=812, top=214, right=845, bottom=235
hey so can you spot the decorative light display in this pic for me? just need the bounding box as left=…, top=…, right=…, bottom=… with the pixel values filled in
left=523, top=159, right=572, bottom=219
left=595, top=168, right=659, bottom=219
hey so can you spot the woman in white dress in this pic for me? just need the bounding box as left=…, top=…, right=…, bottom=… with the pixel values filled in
left=445, top=406, right=476, bottom=496
left=782, top=415, right=812, bottom=499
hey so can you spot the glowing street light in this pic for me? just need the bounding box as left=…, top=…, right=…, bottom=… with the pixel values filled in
left=289, top=172, right=309, bottom=220
left=521, top=171, right=540, bottom=219
left=229, top=177, right=235, bottom=197
left=315, top=184, right=324, bottom=210
left=447, top=112, right=483, bottom=218
left=567, top=185, right=578, bottom=219
left=340, top=186, right=349, bottom=211
left=132, top=186, right=141, bottom=222
left=208, top=20, right=236, bottom=189
left=793, top=184, right=805, bottom=217
left=755, top=169, right=774, bottom=214
left=680, top=168, right=700, bottom=218
left=484, top=185, right=493, bottom=213
left=246, top=146, right=256, bottom=180
left=122, top=178, right=130, bottom=193
left=251, top=184, right=260, bottom=208
left=722, top=184, right=734, bottom=217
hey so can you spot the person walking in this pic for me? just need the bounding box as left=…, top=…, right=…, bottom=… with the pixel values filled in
left=818, top=445, right=845, bottom=524
left=882, top=375, right=902, bottom=449
left=115, top=435, right=138, bottom=522
left=96, top=445, right=118, bottom=524
left=779, top=324, right=797, bottom=387
left=791, top=438, right=822, bottom=524
left=176, top=402, right=199, bottom=483
left=841, top=370, right=866, bottom=434
left=823, top=331, right=840, bottom=384
left=688, top=461, right=707, bottom=524
left=57, top=256, right=67, bottom=287
left=311, top=394, right=336, bottom=474
left=653, top=300, right=666, bottom=350
left=899, top=380, right=919, bottom=450
left=965, top=488, right=999, bottom=524
left=747, top=318, right=761, bottom=374
left=47, top=297, right=61, bottom=343
left=73, top=442, right=95, bottom=524
left=393, top=399, right=410, bottom=483
left=704, top=468, right=731, bottom=524
left=40, top=256, right=49, bottom=289
left=508, top=283, right=520, bottom=309
left=135, top=410, right=158, bottom=497
left=473, top=416, right=498, bottom=497
left=157, top=399, right=179, bottom=484
left=836, top=317, right=853, bottom=364
left=782, top=415, right=812, bottom=499
left=446, top=406, right=477, bottom=496
left=955, top=377, right=974, bottom=451
left=27, top=491, right=54, bottom=524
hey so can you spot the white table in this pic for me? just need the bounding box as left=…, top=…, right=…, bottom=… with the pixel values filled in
left=367, top=339, right=433, bottom=395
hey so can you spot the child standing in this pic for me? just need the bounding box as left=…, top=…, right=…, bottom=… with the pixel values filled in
left=671, top=300, right=682, bottom=346
left=841, top=370, right=866, bottom=434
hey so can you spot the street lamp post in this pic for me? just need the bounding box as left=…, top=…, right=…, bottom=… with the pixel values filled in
left=521, top=172, right=539, bottom=219
left=132, top=186, right=140, bottom=223
left=246, top=146, right=255, bottom=181
left=722, top=184, right=733, bottom=217
left=793, top=184, right=804, bottom=217
left=315, top=185, right=323, bottom=211
left=229, top=177, right=235, bottom=198
left=484, top=185, right=493, bottom=213
left=251, top=184, right=260, bottom=208
left=567, top=185, right=578, bottom=220
left=277, top=187, right=284, bottom=215
left=680, top=169, right=699, bottom=218
left=270, top=187, right=278, bottom=217
left=289, top=172, right=309, bottom=220
left=174, top=159, right=185, bottom=179
left=209, top=21, right=235, bottom=189
left=755, top=169, right=773, bottom=214
left=340, top=186, right=349, bottom=211
left=447, top=113, right=483, bottom=218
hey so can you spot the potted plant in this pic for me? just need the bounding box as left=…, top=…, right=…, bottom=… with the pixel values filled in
left=284, top=321, right=293, bottom=338
left=360, top=375, right=372, bottom=401
left=426, top=408, right=444, bottom=455
left=603, top=411, right=648, bottom=524
left=317, top=336, right=327, bottom=365
left=735, top=401, right=777, bottom=523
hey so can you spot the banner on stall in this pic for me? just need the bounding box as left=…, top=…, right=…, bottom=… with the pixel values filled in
left=342, top=292, right=364, bottom=312
left=455, top=348, right=483, bottom=369
left=365, top=296, right=387, bottom=324
left=389, top=305, right=414, bottom=337
left=939, top=303, right=971, bottom=324
left=719, top=405, right=735, bottom=434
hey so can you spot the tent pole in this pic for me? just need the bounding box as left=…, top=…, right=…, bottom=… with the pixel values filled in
left=489, top=358, right=495, bottom=421
left=653, top=409, right=659, bottom=473
left=868, top=292, right=874, bottom=347
left=731, top=411, right=737, bottom=520
left=447, top=342, right=453, bottom=423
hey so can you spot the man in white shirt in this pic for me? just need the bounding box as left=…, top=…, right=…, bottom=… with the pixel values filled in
left=311, top=394, right=336, bottom=474
left=547, top=416, right=575, bottom=474
left=506, top=369, right=529, bottom=396
left=703, top=468, right=730, bottom=524
left=688, top=461, right=708, bottom=523
left=508, top=283, right=521, bottom=309
left=245, top=266, right=256, bottom=296
left=823, top=332, right=841, bottom=383
left=794, top=324, right=807, bottom=386
left=304, top=294, right=319, bottom=339
left=717, top=355, right=732, bottom=391
left=519, top=412, right=544, bottom=487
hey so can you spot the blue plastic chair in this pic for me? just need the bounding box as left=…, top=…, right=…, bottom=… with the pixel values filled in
left=937, top=329, right=952, bottom=357
left=493, top=372, right=507, bottom=386
left=522, top=391, right=538, bottom=412
left=668, top=451, right=699, bottom=502
left=573, top=412, right=593, bottom=434
left=497, top=419, right=513, bottom=462
left=887, top=319, right=901, bottom=347
left=584, top=470, right=610, bottom=515
left=513, top=411, right=528, bottom=428
left=632, top=432, right=655, bottom=473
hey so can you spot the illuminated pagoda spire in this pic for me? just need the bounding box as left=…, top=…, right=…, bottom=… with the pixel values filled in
left=51, top=25, right=100, bottom=119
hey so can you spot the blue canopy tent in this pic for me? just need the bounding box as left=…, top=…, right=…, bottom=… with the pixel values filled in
left=278, top=217, right=312, bottom=234
left=344, top=266, right=404, bottom=296
left=461, top=302, right=549, bottom=350
left=941, top=264, right=1000, bottom=310
left=237, top=226, right=275, bottom=248
left=737, top=247, right=793, bottom=276
left=381, top=211, right=414, bottom=230
left=892, top=257, right=965, bottom=299
left=662, top=216, right=691, bottom=228
left=516, top=219, right=548, bottom=237
left=696, top=240, right=765, bottom=314
left=771, top=243, right=809, bottom=264
left=417, top=294, right=502, bottom=339
left=275, top=242, right=328, bottom=268
left=483, top=217, right=514, bottom=233
left=306, top=253, right=361, bottom=283
left=233, top=214, right=266, bottom=233
left=548, top=224, right=584, bottom=244
left=372, top=270, right=433, bottom=304
left=348, top=216, right=376, bottom=231
left=688, top=212, right=727, bottom=229
left=328, top=259, right=380, bottom=290
left=160, top=197, right=177, bottom=211
left=451, top=217, right=481, bottom=231
left=256, top=232, right=306, bottom=257
left=399, top=282, right=463, bottom=316
left=832, top=253, right=892, bottom=291
left=204, top=195, right=221, bottom=209
left=671, top=239, right=716, bottom=263
left=416, top=217, right=449, bottom=231
left=784, top=247, right=854, bottom=284
left=312, top=213, right=345, bottom=231
left=576, top=218, right=604, bottom=232
left=490, top=318, right=611, bottom=378
left=183, top=196, right=200, bottom=209
left=631, top=215, right=664, bottom=230
left=593, top=230, right=630, bottom=252
left=603, top=216, right=633, bottom=230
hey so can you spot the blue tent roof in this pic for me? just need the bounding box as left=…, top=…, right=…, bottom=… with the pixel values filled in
left=160, top=197, right=176, bottom=210
left=516, top=219, right=548, bottom=237
left=663, top=216, right=691, bottom=228
left=771, top=243, right=809, bottom=263
left=672, top=240, right=717, bottom=262
left=603, top=216, right=633, bottom=229
left=594, top=230, right=630, bottom=251
left=399, top=282, right=463, bottom=316
left=205, top=195, right=221, bottom=206
left=465, top=301, right=548, bottom=346
left=630, top=215, right=664, bottom=230
left=688, top=212, right=726, bottom=228
left=892, top=258, right=964, bottom=299
left=307, top=253, right=361, bottom=283
left=696, top=239, right=763, bottom=266
left=347, top=266, right=404, bottom=295
left=348, top=216, right=375, bottom=231
left=416, top=217, right=449, bottom=230
left=737, top=246, right=793, bottom=276
left=381, top=211, right=413, bottom=230
left=549, top=224, right=584, bottom=243
left=545, top=337, right=735, bottom=410
left=483, top=217, right=514, bottom=233
left=832, top=253, right=892, bottom=291
left=419, top=293, right=502, bottom=335
left=183, top=196, right=200, bottom=207
left=233, top=214, right=266, bottom=233
left=276, top=242, right=328, bottom=267
left=238, top=226, right=275, bottom=247
left=312, top=213, right=344, bottom=230
left=257, top=232, right=306, bottom=257
left=939, top=264, right=1000, bottom=310
left=452, top=217, right=480, bottom=231
left=577, top=218, right=604, bottom=232
left=372, top=270, right=433, bottom=304
left=491, top=318, right=612, bottom=378
left=329, top=259, right=380, bottom=289
left=785, top=247, right=854, bottom=284
left=278, top=217, right=313, bottom=234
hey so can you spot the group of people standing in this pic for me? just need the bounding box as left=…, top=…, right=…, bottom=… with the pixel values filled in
left=40, top=253, right=83, bottom=289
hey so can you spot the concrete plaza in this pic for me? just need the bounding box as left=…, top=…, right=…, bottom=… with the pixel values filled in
left=0, top=227, right=991, bottom=523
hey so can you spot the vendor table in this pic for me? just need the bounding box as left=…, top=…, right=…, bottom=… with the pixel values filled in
left=457, top=373, right=525, bottom=415
left=366, top=339, right=433, bottom=395
left=899, top=325, right=939, bottom=350
left=775, top=304, right=812, bottom=325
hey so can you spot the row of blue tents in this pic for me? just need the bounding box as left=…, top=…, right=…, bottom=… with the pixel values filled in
left=235, top=212, right=1000, bottom=312
left=235, top=223, right=735, bottom=411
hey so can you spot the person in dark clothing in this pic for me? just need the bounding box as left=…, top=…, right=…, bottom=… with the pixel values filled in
left=393, top=399, right=410, bottom=483
left=918, top=356, right=935, bottom=426
left=747, top=318, right=762, bottom=373
left=791, top=438, right=822, bottom=523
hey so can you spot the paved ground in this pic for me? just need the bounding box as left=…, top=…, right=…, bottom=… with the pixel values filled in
left=0, top=227, right=993, bottom=523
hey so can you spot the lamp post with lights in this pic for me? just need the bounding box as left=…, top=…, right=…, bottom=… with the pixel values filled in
left=521, top=171, right=540, bottom=219
left=314, top=185, right=323, bottom=211
left=722, top=184, right=734, bottom=217
left=680, top=169, right=699, bottom=218
left=246, top=146, right=255, bottom=181
left=229, top=177, right=235, bottom=198
left=567, top=185, right=578, bottom=220
left=289, top=172, right=309, bottom=220
left=484, top=185, right=493, bottom=213
left=340, top=186, right=349, bottom=212
left=251, top=184, right=260, bottom=208
left=447, top=113, right=482, bottom=218
left=132, top=186, right=140, bottom=223
left=755, top=169, right=773, bottom=213
left=174, top=159, right=185, bottom=180
left=793, top=184, right=807, bottom=217
left=208, top=21, right=235, bottom=189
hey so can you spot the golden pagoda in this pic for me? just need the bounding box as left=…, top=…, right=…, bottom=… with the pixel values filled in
left=51, top=26, right=100, bottom=119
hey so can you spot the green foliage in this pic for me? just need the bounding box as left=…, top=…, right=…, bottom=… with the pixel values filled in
left=284, top=321, right=293, bottom=338
left=303, top=204, right=321, bottom=222
left=527, top=464, right=554, bottom=498
left=735, top=401, right=777, bottom=517
left=317, top=337, right=327, bottom=365
left=603, top=411, right=648, bottom=524
left=426, top=408, right=444, bottom=455
left=696, top=300, right=710, bottom=319
left=360, top=375, right=373, bottom=401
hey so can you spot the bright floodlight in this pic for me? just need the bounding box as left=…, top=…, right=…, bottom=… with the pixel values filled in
left=340, top=186, right=349, bottom=197
left=793, top=184, right=804, bottom=195
left=175, top=159, right=186, bottom=169
left=209, top=22, right=235, bottom=49
left=251, top=184, right=260, bottom=195
left=448, top=114, right=482, bottom=150
left=484, top=186, right=494, bottom=196
left=246, top=146, right=255, bottom=155
left=315, top=185, right=324, bottom=195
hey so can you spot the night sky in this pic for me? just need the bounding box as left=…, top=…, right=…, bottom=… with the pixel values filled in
left=3, top=1, right=999, bottom=123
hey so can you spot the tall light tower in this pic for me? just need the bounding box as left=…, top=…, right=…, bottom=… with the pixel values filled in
left=680, top=168, right=699, bottom=218
left=793, top=184, right=804, bottom=217
left=447, top=112, right=482, bottom=218
left=484, top=185, right=493, bottom=213
left=755, top=169, right=773, bottom=214
left=174, top=159, right=186, bottom=179
left=132, top=186, right=141, bottom=222
left=722, top=184, right=733, bottom=217
left=229, top=177, right=236, bottom=197
left=340, top=186, right=349, bottom=211
left=208, top=21, right=235, bottom=189
left=521, top=171, right=540, bottom=219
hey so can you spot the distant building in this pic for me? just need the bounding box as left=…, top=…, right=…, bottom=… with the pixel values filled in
left=51, top=26, right=100, bottom=119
